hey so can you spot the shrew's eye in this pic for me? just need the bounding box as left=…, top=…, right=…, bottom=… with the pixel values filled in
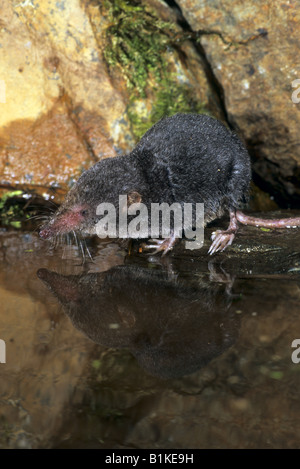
left=80, top=210, right=88, bottom=216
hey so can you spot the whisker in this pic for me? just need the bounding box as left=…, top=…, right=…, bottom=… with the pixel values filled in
left=84, top=240, right=94, bottom=262
left=26, top=214, right=49, bottom=221
left=26, top=201, right=57, bottom=213
left=45, top=199, right=59, bottom=209
left=54, top=235, right=60, bottom=250
left=82, top=239, right=94, bottom=262
left=72, top=230, right=79, bottom=248
left=32, top=225, right=42, bottom=235
left=79, top=239, right=86, bottom=264
left=62, top=243, right=67, bottom=260
left=72, top=230, right=85, bottom=264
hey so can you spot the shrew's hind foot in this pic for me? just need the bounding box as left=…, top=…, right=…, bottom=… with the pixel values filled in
left=208, top=209, right=238, bottom=255
left=208, top=229, right=236, bottom=255
left=141, top=233, right=178, bottom=256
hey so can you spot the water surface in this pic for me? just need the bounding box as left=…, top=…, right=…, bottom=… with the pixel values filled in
left=1, top=219, right=300, bottom=449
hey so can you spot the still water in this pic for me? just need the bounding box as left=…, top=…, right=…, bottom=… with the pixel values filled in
left=1, top=221, right=300, bottom=449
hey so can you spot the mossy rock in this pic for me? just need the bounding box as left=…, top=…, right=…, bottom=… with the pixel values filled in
left=100, top=0, right=210, bottom=139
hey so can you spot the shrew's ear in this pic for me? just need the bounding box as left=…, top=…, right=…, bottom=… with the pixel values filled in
left=127, top=191, right=142, bottom=206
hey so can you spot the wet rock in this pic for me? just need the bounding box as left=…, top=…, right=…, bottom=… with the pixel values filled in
left=0, top=0, right=124, bottom=196
left=166, top=209, right=300, bottom=277
left=0, top=0, right=215, bottom=201
left=176, top=0, right=300, bottom=205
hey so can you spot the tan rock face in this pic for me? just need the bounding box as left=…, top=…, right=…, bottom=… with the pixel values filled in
left=0, top=0, right=215, bottom=202
left=0, top=0, right=128, bottom=198
left=4, top=0, right=298, bottom=207
left=177, top=0, right=300, bottom=204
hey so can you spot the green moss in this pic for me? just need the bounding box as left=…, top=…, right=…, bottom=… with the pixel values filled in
left=101, top=0, right=174, bottom=97
left=92, top=359, right=101, bottom=370
left=269, top=370, right=284, bottom=380
left=128, top=79, right=208, bottom=139
left=0, top=190, right=23, bottom=209
left=91, top=349, right=136, bottom=382
left=101, top=0, right=209, bottom=139
left=9, top=221, right=22, bottom=229
left=0, top=191, right=24, bottom=229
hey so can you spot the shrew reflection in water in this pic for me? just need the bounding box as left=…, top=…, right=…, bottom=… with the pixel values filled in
left=37, top=261, right=240, bottom=379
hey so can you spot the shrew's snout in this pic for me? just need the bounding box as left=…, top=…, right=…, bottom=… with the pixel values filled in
left=39, top=205, right=88, bottom=239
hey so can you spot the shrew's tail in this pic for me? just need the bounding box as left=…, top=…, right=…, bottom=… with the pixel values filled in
left=236, top=210, right=300, bottom=228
